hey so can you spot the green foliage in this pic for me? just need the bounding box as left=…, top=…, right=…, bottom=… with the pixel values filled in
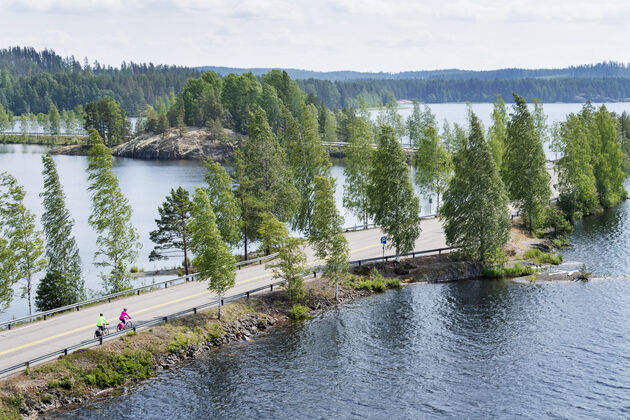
left=257, top=212, right=289, bottom=255
left=83, top=97, right=130, bottom=147
left=386, top=278, right=402, bottom=288
left=343, top=114, right=374, bottom=226
left=441, top=112, right=511, bottom=264
left=410, top=103, right=452, bottom=210
left=48, top=377, right=74, bottom=390
left=309, top=175, right=349, bottom=297
left=543, top=206, right=574, bottom=237
left=557, top=113, right=599, bottom=218
left=578, top=264, right=591, bottom=281
left=282, top=104, right=331, bottom=233
left=203, top=160, right=241, bottom=248
left=167, top=332, right=201, bottom=354
left=5, top=393, right=24, bottom=410
left=189, top=188, right=236, bottom=319
left=149, top=187, right=192, bottom=275
left=488, top=95, right=508, bottom=168
left=222, top=72, right=261, bottom=133
left=367, top=125, right=421, bottom=256
left=39, top=153, right=84, bottom=307
left=241, top=107, right=298, bottom=224
left=482, top=263, right=536, bottom=278
left=502, top=94, right=551, bottom=233
left=89, top=350, right=153, bottom=388
left=523, top=249, right=563, bottom=265
left=0, top=172, right=45, bottom=315
left=270, top=237, right=308, bottom=303
left=288, top=304, right=311, bottom=320
left=376, top=95, right=406, bottom=139
left=87, top=138, right=140, bottom=293
left=589, top=106, right=627, bottom=207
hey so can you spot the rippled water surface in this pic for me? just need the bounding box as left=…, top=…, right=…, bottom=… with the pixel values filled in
left=49, top=203, right=630, bottom=419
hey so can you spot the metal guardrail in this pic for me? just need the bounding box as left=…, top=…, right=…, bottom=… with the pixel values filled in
left=1, top=252, right=281, bottom=330
left=0, top=245, right=457, bottom=377
left=0, top=279, right=287, bottom=377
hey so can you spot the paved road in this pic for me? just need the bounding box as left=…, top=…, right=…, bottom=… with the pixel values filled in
left=0, top=219, right=446, bottom=375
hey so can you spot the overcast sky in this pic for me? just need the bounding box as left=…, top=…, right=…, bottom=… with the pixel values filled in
left=1, top=0, right=629, bottom=72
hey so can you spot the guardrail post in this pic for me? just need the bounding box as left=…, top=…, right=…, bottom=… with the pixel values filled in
left=165, top=283, right=168, bottom=288
left=76, top=306, right=79, bottom=311
left=358, top=260, right=362, bottom=267
left=137, top=290, right=140, bottom=295
left=163, top=316, right=168, bottom=322
left=193, top=307, right=197, bottom=314
left=108, top=298, right=111, bottom=303
left=439, top=249, right=442, bottom=255
left=44, top=314, right=47, bottom=320
left=25, top=361, right=29, bottom=373
left=246, top=291, right=250, bottom=299
left=313, top=271, right=317, bottom=278
left=8, top=323, right=11, bottom=330
left=64, top=349, right=68, bottom=356
left=221, top=299, right=224, bottom=305
left=99, top=337, right=103, bottom=345
left=270, top=284, right=273, bottom=291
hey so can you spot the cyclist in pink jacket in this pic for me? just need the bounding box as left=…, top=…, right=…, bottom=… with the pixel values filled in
left=119, top=308, right=131, bottom=326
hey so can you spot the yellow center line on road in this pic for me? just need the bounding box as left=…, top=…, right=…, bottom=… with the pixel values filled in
left=0, top=241, right=384, bottom=357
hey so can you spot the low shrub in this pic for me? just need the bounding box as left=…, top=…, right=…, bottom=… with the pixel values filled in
left=88, top=350, right=153, bottom=388
left=371, top=279, right=386, bottom=292
left=130, top=266, right=139, bottom=274
left=551, top=237, right=569, bottom=248
left=288, top=304, right=311, bottom=320
left=577, top=264, right=591, bottom=281
left=167, top=333, right=200, bottom=354
left=40, top=394, right=53, bottom=404
left=482, top=263, right=536, bottom=279
left=524, top=249, right=563, bottom=265
left=48, top=377, right=74, bottom=390
left=177, top=269, right=185, bottom=277
left=386, top=278, right=401, bottom=288
left=5, top=393, right=24, bottom=410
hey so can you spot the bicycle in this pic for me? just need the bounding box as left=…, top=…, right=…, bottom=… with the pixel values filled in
left=117, top=320, right=134, bottom=331
left=94, top=326, right=110, bottom=339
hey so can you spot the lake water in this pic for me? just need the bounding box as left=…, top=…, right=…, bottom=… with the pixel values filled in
left=47, top=198, right=630, bottom=419
left=2, top=102, right=630, bottom=321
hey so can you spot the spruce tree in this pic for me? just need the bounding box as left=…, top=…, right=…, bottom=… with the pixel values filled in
left=343, top=115, right=374, bottom=227
left=204, top=160, right=240, bottom=248
left=189, top=188, right=236, bottom=320
left=502, top=94, right=551, bottom=233
left=310, top=175, right=349, bottom=301
left=87, top=132, right=141, bottom=293
left=149, top=187, right=193, bottom=275
left=367, top=125, right=421, bottom=257
left=441, top=112, right=511, bottom=264
left=0, top=172, right=45, bottom=315
left=37, top=154, right=84, bottom=309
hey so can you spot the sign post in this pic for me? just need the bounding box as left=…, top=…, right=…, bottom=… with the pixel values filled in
left=380, top=236, right=387, bottom=260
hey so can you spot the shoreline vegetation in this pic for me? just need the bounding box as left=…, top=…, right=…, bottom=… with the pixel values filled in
left=0, top=221, right=571, bottom=419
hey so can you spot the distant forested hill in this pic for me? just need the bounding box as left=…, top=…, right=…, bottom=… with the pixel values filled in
left=200, top=61, right=630, bottom=81
left=0, top=47, right=200, bottom=114
left=3, top=46, right=630, bottom=116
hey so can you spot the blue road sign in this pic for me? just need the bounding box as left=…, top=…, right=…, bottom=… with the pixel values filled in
left=380, top=236, right=387, bottom=244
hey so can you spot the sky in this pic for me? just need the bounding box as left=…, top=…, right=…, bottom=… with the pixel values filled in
left=0, top=0, right=629, bottom=72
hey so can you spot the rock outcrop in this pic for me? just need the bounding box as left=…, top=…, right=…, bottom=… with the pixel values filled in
left=112, top=127, right=237, bottom=161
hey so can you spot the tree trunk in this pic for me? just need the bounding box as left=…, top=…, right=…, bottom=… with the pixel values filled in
left=183, top=236, right=189, bottom=276
left=218, top=293, right=222, bottom=320
left=244, top=225, right=248, bottom=261
left=335, top=279, right=339, bottom=303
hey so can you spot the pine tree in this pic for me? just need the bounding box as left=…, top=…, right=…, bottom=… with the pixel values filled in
left=0, top=172, right=46, bottom=315
left=367, top=125, right=421, bottom=257
left=189, top=188, right=236, bottom=320
left=310, top=175, right=349, bottom=301
left=488, top=95, right=507, bottom=168
left=149, top=187, right=192, bottom=275
left=37, top=154, right=84, bottom=309
left=441, top=112, right=511, bottom=264
left=502, top=94, right=551, bottom=233
left=557, top=114, right=599, bottom=218
left=87, top=132, right=141, bottom=293
left=283, top=104, right=331, bottom=233
left=203, top=160, right=240, bottom=248
left=343, top=115, right=374, bottom=227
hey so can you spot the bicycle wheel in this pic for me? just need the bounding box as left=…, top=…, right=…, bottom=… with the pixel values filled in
left=103, top=327, right=110, bottom=336
left=125, top=320, right=134, bottom=330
